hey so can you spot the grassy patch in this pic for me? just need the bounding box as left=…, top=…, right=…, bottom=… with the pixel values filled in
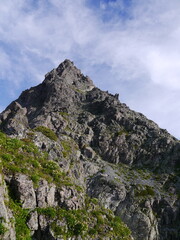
left=34, top=126, right=57, bottom=141
left=135, top=185, right=155, bottom=197
left=116, top=129, right=129, bottom=137
left=0, top=132, right=72, bottom=187
left=37, top=207, right=56, bottom=218
left=7, top=198, right=31, bottom=240
left=0, top=218, right=7, bottom=236
left=59, top=112, right=69, bottom=117
left=61, top=140, right=71, bottom=158
left=39, top=202, right=131, bottom=240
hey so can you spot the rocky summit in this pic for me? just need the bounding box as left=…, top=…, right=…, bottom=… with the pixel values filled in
left=0, top=59, right=179, bottom=240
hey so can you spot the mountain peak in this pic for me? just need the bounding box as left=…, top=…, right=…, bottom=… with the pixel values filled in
left=58, top=59, right=75, bottom=68
left=0, top=60, right=180, bottom=240
left=44, top=59, right=94, bottom=91
left=56, top=59, right=76, bottom=75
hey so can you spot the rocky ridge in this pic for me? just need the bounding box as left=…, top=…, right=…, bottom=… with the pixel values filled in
left=0, top=59, right=180, bottom=240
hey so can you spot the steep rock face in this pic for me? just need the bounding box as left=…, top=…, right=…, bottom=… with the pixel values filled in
left=0, top=59, right=180, bottom=240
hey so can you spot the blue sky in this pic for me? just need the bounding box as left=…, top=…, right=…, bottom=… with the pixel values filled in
left=1, top=0, right=180, bottom=138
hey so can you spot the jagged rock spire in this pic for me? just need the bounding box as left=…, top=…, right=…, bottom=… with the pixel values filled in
left=44, top=59, right=94, bottom=91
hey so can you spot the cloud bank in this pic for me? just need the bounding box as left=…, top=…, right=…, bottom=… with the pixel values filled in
left=0, top=0, right=180, bottom=137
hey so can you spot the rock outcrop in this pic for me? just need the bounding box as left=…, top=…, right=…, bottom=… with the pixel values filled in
left=0, top=59, right=179, bottom=240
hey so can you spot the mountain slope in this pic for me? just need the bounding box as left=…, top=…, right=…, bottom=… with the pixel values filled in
left=0, top=59, right=180, bottom=240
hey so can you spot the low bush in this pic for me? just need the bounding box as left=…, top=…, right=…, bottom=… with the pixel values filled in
left=0, top=218, right=7, bottom=236
left=34, top=126, right=57, bottom=141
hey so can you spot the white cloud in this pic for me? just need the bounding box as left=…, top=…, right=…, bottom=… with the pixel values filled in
left=145, top=49, right=180, bottom=89
left=0, top=0, right=180, bottom=137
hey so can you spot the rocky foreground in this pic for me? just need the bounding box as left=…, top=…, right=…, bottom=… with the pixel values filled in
left=0, top=60, right=179, bottom=240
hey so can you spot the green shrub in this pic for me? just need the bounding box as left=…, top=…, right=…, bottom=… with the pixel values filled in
left=90, top=198, right=99, bottom=205
left=59, top=112, right=69, bottom=116
left=88, top=228, right=97, bottom=236
left=5, top=138, right=23, bottom=151
left=92, top=210, right=105, bottom=224
left=42, top=161, right=59, bottom=171
left=146, top=186, right=155, bottom=196
left=61, top=140, right=72, bottom=158
left=111, top=216, right=131, bottom=237
left=37, top=207, right=56, bottom=218
left=73, top=223, right=87, bottom=236
left=100, top=169, right=105, bottom=174
left=1, top=153, right=13, bottom=162
left=0, top=218, right=7, bottom=236
left=135, top=185, right=155, bottom=197
left=51, top=223, right=64, bottom=237
left=8, top=165, right=21, bottom=173
left=8, top=199, right=31, bottom=240
left=116, top=129, right=129, bottom=136
left=30, top=174, right=40, bottom=185
left=34, top=126, right=57, bottom=141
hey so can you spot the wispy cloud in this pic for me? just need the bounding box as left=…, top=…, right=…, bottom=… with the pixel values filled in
left=0, top=0, right=180, bottom=137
